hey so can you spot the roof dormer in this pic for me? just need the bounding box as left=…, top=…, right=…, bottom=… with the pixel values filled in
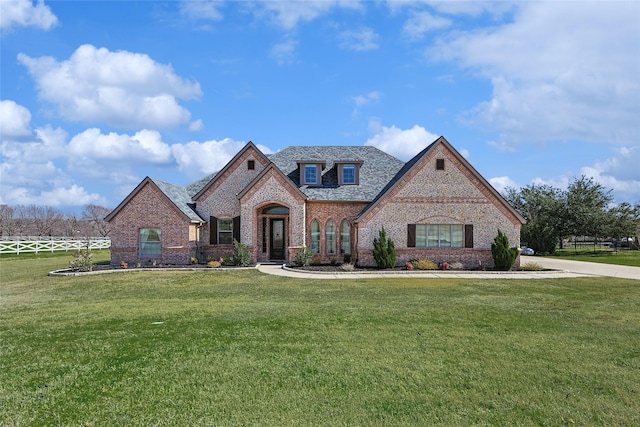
left=296, top=161, right=326, bottom=186
left=335, top=161, right=364, bottom=185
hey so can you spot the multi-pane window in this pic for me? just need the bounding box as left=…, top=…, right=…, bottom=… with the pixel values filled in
left=304, top=164, right=317, bottom=184
left=340, top=220, right=350, bottom=255
left=310, top=219, right=320, bottom=254
left=325, top=219, right=336, bottom=255
left=416, top=224, right=464, bottom=248
left=342, top=165, right=356, bottom=184
left=218, top=218, right=233, bottom=244
left=140, top=228, right=161, bottom=256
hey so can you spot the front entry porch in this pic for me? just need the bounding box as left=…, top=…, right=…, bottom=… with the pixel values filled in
left=257, top=204, right=290, bottom=262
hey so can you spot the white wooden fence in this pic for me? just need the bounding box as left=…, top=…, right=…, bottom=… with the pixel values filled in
left=0, top=238, right=111, bottom=254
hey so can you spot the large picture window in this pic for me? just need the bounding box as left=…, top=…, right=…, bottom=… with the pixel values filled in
left=408, top=224, right=466, bottom=248
left=325, top=219, right=336, bottom=255
left=310, top=219, right=320, bottom=254
left=140, top=228, right=161, bottom=256
left=340, top=220, right=350, bottom=255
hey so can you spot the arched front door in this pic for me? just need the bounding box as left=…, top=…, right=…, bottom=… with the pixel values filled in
left=259, top=204, right=289, bottom=262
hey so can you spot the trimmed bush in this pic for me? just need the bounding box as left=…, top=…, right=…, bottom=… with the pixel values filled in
left=491, top=229, right=519, bottom=271
left=411, top=258, right=438, bottom=270
left=294, top=245, right=312, bottom=267
left=69, top=247, right=93, bottom=272
left=522, top=262, right=544, bottom=271
left=373, top=227, right=396, bottom=269
left=232, top=239, right=252, bottom=267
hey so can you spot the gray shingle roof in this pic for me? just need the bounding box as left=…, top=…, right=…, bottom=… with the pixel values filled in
left=266, top=146, right=405, bottom=201
left=150, top=177, right=205, bottom=222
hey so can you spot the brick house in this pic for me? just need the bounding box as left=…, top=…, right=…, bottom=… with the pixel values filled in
left=106, top=136, right=525, bottom=268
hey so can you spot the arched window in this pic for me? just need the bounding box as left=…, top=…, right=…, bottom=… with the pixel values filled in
left=340, top=220, right=350, bottom=255
left=310, top=219, right=320, bottom=254
left=325, top=219, right=336, bottom=255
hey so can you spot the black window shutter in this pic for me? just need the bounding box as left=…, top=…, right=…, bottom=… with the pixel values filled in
left=407, top=224, right=416, bottom=248
left=233, top=216, right=241, bottom=242
left=465, top=224, right=474, bottom=248
left=210, top=216, right=218, bottom=244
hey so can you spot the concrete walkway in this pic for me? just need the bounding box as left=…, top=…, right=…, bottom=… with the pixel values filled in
left=257, top=258, right=640, bottom=280
left=532, top=256, right=640, bottom=280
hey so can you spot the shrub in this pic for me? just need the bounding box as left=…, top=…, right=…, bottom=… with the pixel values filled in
left=411, top=258, right=438, bottom=270
left=330, top=257, right=338, bottom=265
left=373, top=227, right=396, bottom=269
left=340, top=263, right=355, bottom=272
left=439, top=262, right=450, bottom=270
left=232, top=239, right=252, bottom=267
left=405, top=261, right=414, bottom=270
left=207, top=260, right=221, bottom=268
left=522, top=262, right=544, bottom=271
left=449, top=262, right=464, bottom=270
left=191, top=256, right=199, bottom=265
left=343, top=254, right=351, bottom=264
left=294, top=245, right=313, bottom=267
left=69, top=247, right=93, bottom=272
left=491, top=229, right=519, bottom=271
left=120, top=261, right=128, bottom=269
left=311, top=254, right=322, bottom=265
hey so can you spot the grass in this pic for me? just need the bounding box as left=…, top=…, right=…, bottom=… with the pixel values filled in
left=1, top=252, right=639, bottom=426
left=550, top=245, right=640, bottom=267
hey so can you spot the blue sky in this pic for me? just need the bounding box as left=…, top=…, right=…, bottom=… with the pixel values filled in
left=1, top=0, right=639, bottom=213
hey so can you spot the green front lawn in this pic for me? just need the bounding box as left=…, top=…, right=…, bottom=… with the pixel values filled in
left=1, top=252, right=639, bottom=425
left=551, top=246, right=640, bottom=267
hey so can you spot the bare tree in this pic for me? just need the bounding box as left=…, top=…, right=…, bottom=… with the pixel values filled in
left=0, top=204, right=14, bottom=237
left=82, top=204, right=111, bottom=237
left=12, top=205, right=30, bottom=236
left=27, top=204, right=64, bottom=237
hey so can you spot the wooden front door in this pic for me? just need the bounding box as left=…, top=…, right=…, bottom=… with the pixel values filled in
left=270, top=218, right=285, bottom=260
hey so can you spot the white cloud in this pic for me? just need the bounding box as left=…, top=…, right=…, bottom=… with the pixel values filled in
left=489, top=176, right=518, bottom=194
left=270, top=39, right=298, bottom=65
left=0, top=0, right=58, bottom=31
left=0, top=100, right=33, bottom=137
left=179, top=0, right=224, bottom=21
left=254, top=0, right=362, bottom=30
left=402, top=11, right=451, bottom=40
left=352, top=91, right=380, bottom=107
left=429, top=2, right=640, bottom=148
left=580, top=146, right=640, bottom=200
left=338, top=27, right=378, bottom=51
left=68, top=128, right=173, bottom=164
left=188, top=119, right=204, bottom=131
left=365, top=119, right=439, bottom=160
left=18, top=44, right=202, bottom=128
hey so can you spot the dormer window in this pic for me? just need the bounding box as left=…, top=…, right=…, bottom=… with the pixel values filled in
left=304, top=164, right=318, bottom=184
left=337, top=161, right=363, bottom=185
left=297, top=161, right=325, bottom=185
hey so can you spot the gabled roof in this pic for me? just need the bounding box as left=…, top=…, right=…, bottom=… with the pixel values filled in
left=105, top=177, right=205, bottom=223
left=192, top=141, right=271, bottom=201
left=237, top=163, right=308, bottom=201
left=355, top=136, right=526, bottom=224
left=267, top=146, right=405, bottom=201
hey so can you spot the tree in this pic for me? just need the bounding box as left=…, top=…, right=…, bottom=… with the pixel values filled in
left=566, top=176, right=613, bottom=251
left=373, top=227, right=396, bottom=269
left=504, top=184, right=567, bottom=255
left=491, top=229, right=519, bottom=271
left=27, top=205, right=64, bottom=236
left=606, top=202, right=640, bottom=250
left=0, top=204, right=14, bottom=237
left=82, top=204, right=111, bottom=237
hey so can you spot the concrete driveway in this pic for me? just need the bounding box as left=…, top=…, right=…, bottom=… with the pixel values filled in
left=529, top=256, right=640, bottom=280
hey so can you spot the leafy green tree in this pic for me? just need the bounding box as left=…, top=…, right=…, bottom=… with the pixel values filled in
left=504, top=184, right=567, bottom=254
left=373, top=227, right=396, bottom=269
left=606, top=202, right=640, bottom=250
left=491, top=229, right=519, bottom=271
left=566, top=176, right=613, bottom=251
